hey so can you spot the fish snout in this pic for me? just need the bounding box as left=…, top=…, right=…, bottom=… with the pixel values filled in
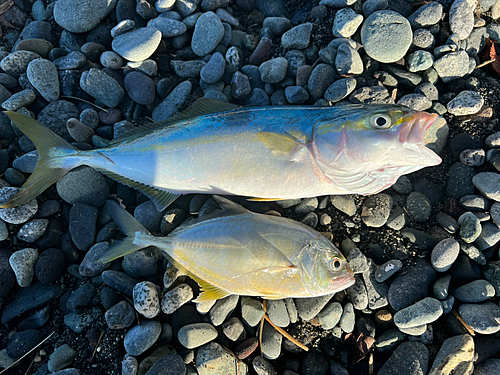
left=399, top=112, right=438, bottom=144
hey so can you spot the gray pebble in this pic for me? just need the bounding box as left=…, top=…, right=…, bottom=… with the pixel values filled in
left=362, top=0, right=388, bottom=16
left=361, top=10, right=412, bottom=63
left=491, top=202, right=500, bottom=227
left=332, top=8, right=363, bottom=38
left=196, top=342, right=247, bottom=374
left=284, top=86, right=309, bottom=104
left=17, top=219, right=48, bottom=243
left=339, top=302, right=355, bottom=333
left=362, top=259, right=389, bottom=309
left=394, top=297, right=443, bottom=329
left=0, top=50, right=41, bottom=77
left=433, top=274, right=452, bottom=300
left=64, top=312, right=95, bottom=333
left=429, top=334, right=474, bottom=374
left=446, top=163, right=475, bottom=199
left=458, top=212, right=482, bottom=243
left=295, top=197, right=318, bottom=215
left=295, top=294, right=333, bottom=321
left=2, top=89, right=36, bottom=111
left=178, top=323, right=218, bottom=349
left=406, top=191, right=432, bottom=222
left=112, top=27, right=162, bottom=62
left=473, top=172, right=500, bottom=201
left=474, top=222, right=500, bottom=250
left=433, top=51, right=470, bottom=83
left=406, top=51, right=434, bottom=73
left=66, top=118, right=94, bottom=143
left=191, top=11, right=224, bottom=57
left=9, top=248, right=38, bottom=287
left=408, top=2, right=442, bottom=28
left=441, top=295, right=455, bottom=314
left=170, top=60, right=206, bottom=78
left=263, top=17, right=291, bottom=36
left=261, top=321, right=282, bottom=360
left=69, top=203, right=98, bottom=251
left=210, top=295, right=239, bottom=326
left=133, top=281, right=160, bottom=318
left=48, top=344, right=76, bottom=373
left=0, top=187, right=38, bottom=224
left=450, top=0, right=474, bottom=40
left=361, top=193, right=392, bottom=227
left=161, top=284, right=193, bottom=314
left=460, top=195, right=489, bottom=211
left=80, top=68, right=124, bottom=108
left=110, top=20, right=135, bottom=38
left=152, top=80, right=192, bottom=121
left=454, top=280, right=495, bottom=302
left=122, top=355, right=138, bottom=375
left=324, top=77, right=357, bottom=102
left=99, top=51, right=123, bottom=70
left=316, top=302, right=342, bottom=329
left=459, top=303, right=500, bottom=334
left=378, top=341, right=429, bottom=375
left=281, top=23, right=312, bottom=50
left=431, top=238, right=460, bottom=272
left=375, top=260, right=403, bottom=283
left=26, top=59, right=59, bottom=102
left=124, top=320, right=162, bottom=355
left=459, top=241, right=486, bottom=265
left=221, top=317, right=245, bottom=342
left=375, top=328, right=407, bottom=354
left=54, top=0, right=116, bottom=33
left=240, top=297, right=264, bottom=327
left=259, top=57, right=288, bottom=84
left=447, top=90, right=484, bottom=116
left=346, top=275, right=368, bottom=310
left=308, top=63, right=336, bottom=101
left=347, top=248, right=369, bottom=274
left=151, top=17, right=187, bottom=37
left=53, top=51, right=87, bottom=70
left=266, top=299, right=290, bottom=327
left=436, top=212, right=459, bottom=234
left=485, top=131, right=500, bottom=148
left=79, top=242, right=110, bottom=277
left=200, top=52, right=225, bottom=84
left=231, top=71, right=251, bottom=99
left=335, top=43, right=363, bottom=75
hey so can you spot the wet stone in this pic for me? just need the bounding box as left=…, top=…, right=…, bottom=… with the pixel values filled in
left=433, top=275, right=452, bottom=300
left=17, top=219, right=49, bottom=243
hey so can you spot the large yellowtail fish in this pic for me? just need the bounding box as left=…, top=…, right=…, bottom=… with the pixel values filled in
left=1, top=99, right=441, bottom=210
left=100, top=196, right=355, bottom=301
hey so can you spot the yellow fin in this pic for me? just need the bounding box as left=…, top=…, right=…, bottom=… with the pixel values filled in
left=257, top=132, right=306, bottom=159
left=247, top=197, right=287, bottom=202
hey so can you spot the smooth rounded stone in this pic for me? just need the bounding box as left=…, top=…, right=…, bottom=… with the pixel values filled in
left=133, top=281, right=160, bottom=319
left=80, top=42, right=107, bottom=62
left=78, top=242, right=109, bottom=277
left=316, top=302, right=343, bottom=330
left=486, top=131, right=500, bottom=148
left=54, top=0, right=117, bottom=33
left=431, top=238, right=460, bottom=272
left=335, top=43, right=363, bottom=75
left=26, top=58, right=59, bottom=102
left=388, top=259, right=436, bottom=311
left=460, top=148, right=485, bottom=166
left=446, top=163, right=475, bottom=199
left=332, top=8, right=363, bottom=38
left=9, top=248, right=38, bottom=287
left=475, top=222, right=500, bottom=250
left=375, top=260, right=403, bottom=283
left=454, top=280, right=495, bottom=303
left=99, top=51, right=123, bottom=70
left=35, top=248, right=65, bottom=285
left=80, top=68, right=124, bottom=108
left=6, top=329, right=44, bottom=360
left=460, top=241, right=486, bottom=265
left=17, top=218, right=49, bottom=243
left=293, top=197, right=318, bottom=216
left=385, top=205, right=406, bottom=230
left=210, top=295, right=239, bottom=326
left=252, top=356, right=276, bottom=375
left=330, top=195, right=356, bottom=216
left=122, top=248, right=158, bottom=278
left=47, top=344, right=76, bottom=373
left=204, top=89, right=228, bottom=101
left=2, top=89, right=36, bottom=111
left=171, top=60, right=206, bottom=78
left=460, top=195, right=489, bottom=211
left=263, top=17, right=291, bottom=36
left=66, top=283, right=96, bottom=312
left=433, top=275, right=452, bottom=300
left=191, top=12, right=224, bottom=57
left=406, top=191, right=432, bottom=223
left=447, top=90, right=484, bottom=116
left=152, top=80, right=192, bottom=121
left=295, top=294, right=333, bottom=321
left=0, top=220, right=8, bottom=242
left=338, top=302, right=354, bottom=333
left=102, top=270, right=139, bottom=296
left=473, top=172, right=500, bottom=201
left=234, top=338, right=259, bottom=361
left=361, top=10, right=412, bottom=63
left=112, top=27, right=162, bottom=62
left=261, top=320, right=282, bottom=360
left=0, top=51, right=41, bottom=77
left=394, top=297, right=443, bottom=329
left=150, top=17, right=187, bottom=38
left=308, top=63, right=336, bottom=101
left=0, top=74, right=18, bottom=90
left=0, top=187, right=38, bottom=224
left=408, top=1, right=442, bottom=28
left=284, top=86, right=309, bottom=104
left=429, top=334, right=474, bottom=375
left=241, top=297, right=264, bottom=327
left=281, top=23, right=312, bottom=50
left=459, top=303, right=500, bottom=334
left=162, top=284, right=193, bottom=314
left=324, top=77, right=357, bottom=103
left=230, top=71, right=251, bottom=99
left=124, top=72, right=155, bottom=105
left=196, top=300, right=216, bottom=316
left=221, top=317, right=245, bottom=342
left=111, top=20, right=135, bottom=38
left=433, top=51, right=470, bottom=83
left=122, top=355, right=138, bottom=375
left=124, top=320, right=162, bottom=356
left=178, top=323, right=218, bottom=349
left=196, top=342, right=248, bottom=375
left=259, top=57, right=288, bottom=84
left=373, top=328, right=405, bottom=354
left=378, top=341, right=429, bottom=375
left=362, top=0, right=388, bottom=16
left=66, top=118, right=94, bottom=143
left=200, top=52, right=225, bottom=84
left=68, top=203, right=97, bottom=251
left=53, top=51, right=87, bottom=70
left=492, top=202, right=500, bottom=227
left=414, top=82, right=438, bottom=102
left=399, top=324, right=427, bottom=336
left=450, top=0, right=474, bottom=40
left=406, top=50, right=434, bottom=73
left=347, top=248, right=369, bottom=274
left=105, top=301, right=135, bottom=329
left=457, top=212, right=481, bottom=243
left=145, top=354, right=186, bottom=375
left=361, top=193, right=392, bottom=227
left=475, top=358, right=500, bottom=375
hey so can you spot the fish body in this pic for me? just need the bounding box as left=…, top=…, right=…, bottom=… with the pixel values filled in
left=1, top=99, right=441, bottom=210
left=101, top=196, right=355, bottom=301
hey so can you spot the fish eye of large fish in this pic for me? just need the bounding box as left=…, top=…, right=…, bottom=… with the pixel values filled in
left=329, top=256, right=344, bottom=271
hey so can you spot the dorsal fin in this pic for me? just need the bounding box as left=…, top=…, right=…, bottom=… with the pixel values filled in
left=110, top=98, right=241, bottom=145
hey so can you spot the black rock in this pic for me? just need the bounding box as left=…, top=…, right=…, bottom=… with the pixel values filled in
left=69, top=203, right=98, bottom=251
left=0, top=250, right=15, bottom=297
left=6, top=329, right=44, bottom=359
left=35, top=248, right=66, bottom=284
left=101, top=270, right=138, bottom=296
left=145, top=354, right=186, bottom=375
left=17, top=305, right=52, bottom=330
left=66, top=284, right=96, bottom=312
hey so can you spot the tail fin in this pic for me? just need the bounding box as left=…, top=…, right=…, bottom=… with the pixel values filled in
left=99, top=200, right=151, bottom=263
left=0, top=111, right=78, bottom=208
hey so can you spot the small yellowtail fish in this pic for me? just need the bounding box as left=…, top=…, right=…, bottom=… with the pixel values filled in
left=100, top=196, right=355, bottom=302
left=0, top=99, right=441, bottom=210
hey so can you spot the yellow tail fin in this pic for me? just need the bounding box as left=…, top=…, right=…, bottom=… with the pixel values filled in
left=0, top=111, right=78, bottom=208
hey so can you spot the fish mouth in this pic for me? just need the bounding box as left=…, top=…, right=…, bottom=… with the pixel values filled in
left=330, top=271, right=356, bottom=292
left=399, top=112, right=438, bottom=144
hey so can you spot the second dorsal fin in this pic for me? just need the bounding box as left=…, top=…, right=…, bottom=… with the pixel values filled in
left=110, top=98, right=241, bottom=145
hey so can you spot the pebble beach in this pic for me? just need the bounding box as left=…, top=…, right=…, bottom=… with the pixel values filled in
left=1, top=0, right=500, bottom=374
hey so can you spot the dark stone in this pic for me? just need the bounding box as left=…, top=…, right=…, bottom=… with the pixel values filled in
left=35, top=248, right=66, bottom=284
left=6, top=329, right=44, bottom=359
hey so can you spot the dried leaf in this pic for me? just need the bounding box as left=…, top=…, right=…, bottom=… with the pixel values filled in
left=346, top=333, right=376, bottom=364
left=0, top=0, right=13, bottom=16
left=481, top=38, right=500, bottom=78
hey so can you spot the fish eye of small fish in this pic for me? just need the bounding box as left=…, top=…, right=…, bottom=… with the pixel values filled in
left=369, top=113, right=393, bottom=129
left=329, top=257, right=343, bottom=271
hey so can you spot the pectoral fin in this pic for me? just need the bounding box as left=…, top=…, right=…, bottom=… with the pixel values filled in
left=187, top=271, right=231, bottom=302
left=257, top=132, right=307, bottom=160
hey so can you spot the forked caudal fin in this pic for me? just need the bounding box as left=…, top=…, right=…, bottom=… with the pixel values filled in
left=98, top=200, right=151, bottom=263
left=0, top=111, right=79, bottom=208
